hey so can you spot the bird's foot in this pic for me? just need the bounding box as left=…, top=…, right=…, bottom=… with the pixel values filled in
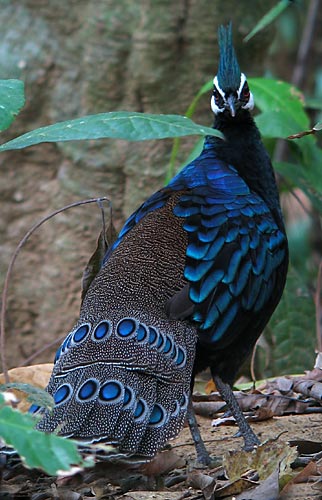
left=213, top=375, right=260, bottom=451
left=242, top=429, right=260, bottom=451
left=187, top=396, right=212, bottom=466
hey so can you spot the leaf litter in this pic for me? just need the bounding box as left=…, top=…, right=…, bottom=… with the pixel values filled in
left=2, top=364, right=322, bottom=498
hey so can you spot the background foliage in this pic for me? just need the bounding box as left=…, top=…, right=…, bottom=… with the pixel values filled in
left=0, top=0, right=321, bottom=380
left=0, top=0, right=322, bottom=475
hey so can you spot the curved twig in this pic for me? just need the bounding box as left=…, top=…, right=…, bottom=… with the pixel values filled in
left=18, top=334, right=65, bottom=367
left=0, top=197, right=110, bottom=383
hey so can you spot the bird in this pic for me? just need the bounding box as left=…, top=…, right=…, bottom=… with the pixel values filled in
left=34, top=23, right=288, bottom=464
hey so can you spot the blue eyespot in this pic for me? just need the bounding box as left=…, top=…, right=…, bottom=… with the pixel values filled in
left=148, top=326, right=158, bottom=345
left=123, top=386, right=134, bottom=409
left=134, top=399, right=146, bottom=420
left=137, top=324, right=148, bottom=342
left=117, top=318, right=137, bottom=337
left=73, top=324, right=90, bottom=343
left=176, top=347, right=186, bottom=367
left=156, top=332, right=165, bottom=350
left=149, top=403, right=166, bottom=426
left=163, top=335, right=173, bottom=354
left=170, top=344, right=177, bottom=360
left=77, top=379, right=99, bottom=401
left=99, top=380, right=122, bottom=403
left=93, top=321, right=110, bottom=341
left=179, top=393, right=188, bottom=410
left=54, top=384, right=72, bottom=405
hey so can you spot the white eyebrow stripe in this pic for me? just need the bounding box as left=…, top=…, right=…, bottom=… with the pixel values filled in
left=211, top=94, right=225, bottom=114
left=213, top=75, right=226, bottom=99
left=237, top=73, right=247, bottom=98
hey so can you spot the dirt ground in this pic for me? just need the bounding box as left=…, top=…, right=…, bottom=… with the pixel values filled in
left=1, top=411, right=322, bottom=499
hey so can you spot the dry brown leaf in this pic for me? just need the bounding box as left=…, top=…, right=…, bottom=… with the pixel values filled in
left=279, top=461, right=322, bottom=497
left=120, top=493, right=183, bottom=500
left=275, top=377, right=294, bottom=394
left=194, top=401, right=226, bottom=418
left=223, top=440, right=297, bottom=482
left=187, top=470, right=217, bottom=500
left=205, top=378, right=216, bottom=394
left=140, top=449, right=185, bottom=477
left=234, top=466, right=279, bottom=500
left=289, top=439, right=322, bottom=455
left=292, top=461, right=320, bottom=484
left=196, top=381, right=322, bottom=425
left=305, top=369, right=322, bottom=381
left=214, top=477, right=258, bottom=497
left=293, top=379, right=322, bottom=402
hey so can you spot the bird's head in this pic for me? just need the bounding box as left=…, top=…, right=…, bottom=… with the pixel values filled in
left=211, top=23, right=254, bottom=118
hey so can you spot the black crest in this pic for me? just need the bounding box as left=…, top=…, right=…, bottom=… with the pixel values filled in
left=217, top=23, right=241, bottom=92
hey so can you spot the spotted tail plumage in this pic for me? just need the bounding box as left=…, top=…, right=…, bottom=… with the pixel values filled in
left=37, top=318, right=195, bottom=458
left=35, top=24, right=288, bottom=462
left=35, top=195, right=198, bottom=459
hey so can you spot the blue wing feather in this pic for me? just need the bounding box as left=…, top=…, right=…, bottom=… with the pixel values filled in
left=102, top=140, right=287, bottom=348
left=166, top=150, right=287, bottom=345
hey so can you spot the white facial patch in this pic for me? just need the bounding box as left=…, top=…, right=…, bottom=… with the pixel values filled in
left=211, top=75, right=226, bottom=114
left=238, top=73, right=254, bottom=111
left=211, top=73, right=254, bottom=115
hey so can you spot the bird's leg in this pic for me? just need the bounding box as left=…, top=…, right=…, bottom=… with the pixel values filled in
left=187, top=395, right=211, bottom=466
left=213, top=374, right=260, bottom=450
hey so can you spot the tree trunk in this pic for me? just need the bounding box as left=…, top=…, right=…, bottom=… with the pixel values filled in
left=0, top=0, right=274, bottom=369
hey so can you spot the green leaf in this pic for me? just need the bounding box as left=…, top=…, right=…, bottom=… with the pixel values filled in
left=263, top=267, right=316, bottom=377
left=0, top=405, right=86, bottom=475
left=244, top=0, right=291, bottom=42
left=0, top=79, right=25, bottom=132
left=249, top=78, right=309, bottom=132
left=313, top=122, right=322, bottom=131
left=0, top=112, right=223, bottom=152
left=0, top=382, right=54, bottom=410
left=255, top=110, right=301, bottom=138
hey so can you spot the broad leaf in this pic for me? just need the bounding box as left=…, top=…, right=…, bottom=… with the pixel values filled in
left=0, top=382, right=54, bottom=410
left=0, top=112, right=223, bottom=152
left=244, top=0, right=291, bottom=42
left=249, top=78, right=309, bottom=131
left=255, top=110, right=303, bottom=138
left=0, top=401, right=86, bottom=475
left=0, top=79, right=25, bottom=132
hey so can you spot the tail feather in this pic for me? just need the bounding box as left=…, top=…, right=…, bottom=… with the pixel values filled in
left=36, top=317, right=197, bottom=458
left=136, top=383, right=189, bottom=456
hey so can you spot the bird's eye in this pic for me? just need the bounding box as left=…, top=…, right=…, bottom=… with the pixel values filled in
left=240, top=82, right=250, bottom=101
left=213, top=88, right=224, bottom=108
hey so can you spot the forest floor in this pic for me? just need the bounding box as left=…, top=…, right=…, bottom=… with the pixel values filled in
left=1, top=411, right=322, bottom=500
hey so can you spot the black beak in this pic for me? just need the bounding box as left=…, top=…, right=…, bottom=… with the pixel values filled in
left=226, top=94, right=236, bottom=117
